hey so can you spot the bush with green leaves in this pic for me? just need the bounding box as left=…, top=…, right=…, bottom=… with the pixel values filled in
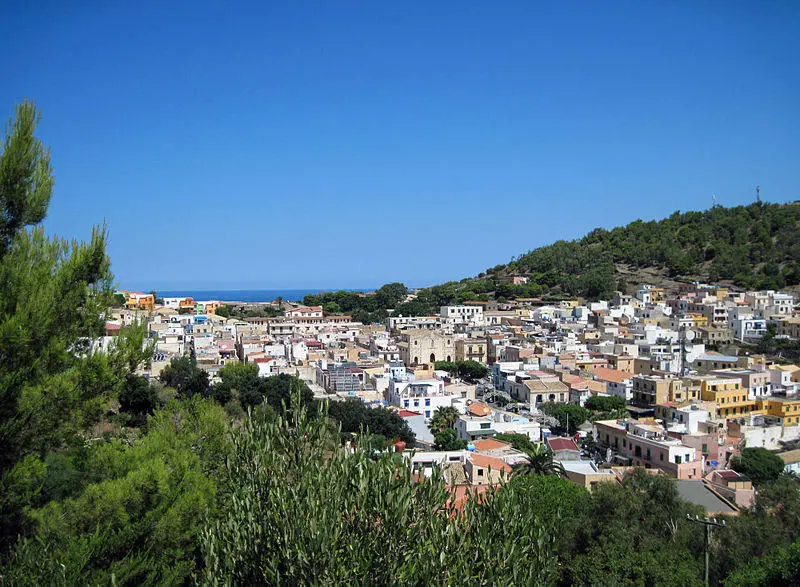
left=433, top=428, right=466, bottom=451
left=540, top=402, right=591, bottom=435
left=200, top=396, right=565, bottom=585
left=325, top=397, right=415, bottom=445
left=585, top=394, right=627, bottom=413
left=159, top=356, right=210, bottom=398
left=433, top=360, right=488, bottom=381
left=725, top=537, right=800, bottom=586
left=565, top=468, right=705, bottom=585
left=731, top=447, right=785, bottom=485
left=1, top=398, right=230, bottom=584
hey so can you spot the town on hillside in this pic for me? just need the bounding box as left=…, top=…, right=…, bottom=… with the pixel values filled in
left=112, top=283, right=800, bottom=511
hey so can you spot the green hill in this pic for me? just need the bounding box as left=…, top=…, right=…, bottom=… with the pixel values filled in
left=391, top=201, right=800, bottom=314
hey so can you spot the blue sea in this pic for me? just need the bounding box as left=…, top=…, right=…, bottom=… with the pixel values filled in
left=157, top=289, right=372, bottom=303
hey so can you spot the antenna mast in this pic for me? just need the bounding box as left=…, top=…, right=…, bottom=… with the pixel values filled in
left=756, top=185, right=761, bottom=203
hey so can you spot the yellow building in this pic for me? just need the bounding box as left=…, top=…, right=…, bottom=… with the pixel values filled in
left=581, top=330, right=601, bottom=343
left=632, top=375, right=692, bottom=406
left=686, top=313, right=709, bottom=328
left=650, top=287, right=666, bottom=303
left=455, top=339, right=488, bottom=363
left=758, top=397, right=800, bottom=426
left=694, top=376, right=756, bottom=419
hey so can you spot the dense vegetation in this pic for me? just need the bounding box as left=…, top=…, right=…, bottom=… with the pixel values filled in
left=4, top=102, right=800, bottom=584
left=479, top=202, right=800, bottom=301
left=329, top=202, right=800, bottom=322
left=433, top=360, right=489, bottom=382
left=214, top=303, right=283, bottom=320
left=302, top=282, right=409, bottom=323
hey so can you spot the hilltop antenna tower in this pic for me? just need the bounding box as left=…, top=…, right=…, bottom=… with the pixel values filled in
left=712, top=194, right=717, bottom=207
left=756, top=185, right=761, bottom=203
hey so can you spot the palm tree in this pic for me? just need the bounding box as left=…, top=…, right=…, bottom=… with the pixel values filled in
left=428, top=406, right=460, bottom=434
left=513, top=443, right=566, bottom=478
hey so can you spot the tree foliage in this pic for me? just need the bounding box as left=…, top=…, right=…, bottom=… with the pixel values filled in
left=383, top=201, right=800, bottom=312
left=433, top=428, right=466, bottom=451
left=326, top=397, right=414, bottom=445
left=512, top=443, right=566, bottom=478
left=1, top=398, right=230, bottom=584
left=725, top=537, right=800, bottom=586
left=433, top=360, right=488, bottom=381
left=159, top=356, right=210, bottom=399
left=200, top=400, right=563, bottom=585
left=118, top=375, right=159, bottom=427
left=495, top=432, right=537, bottom=453
left=540, top=402, right=591, bottom=435
left=0, top=101, right=116, bottom=549
left=428, top=406, right=460, bottom=434
left=302, top=282, right=409, bottom=324
left=585, top=394, right=627, bottom=413
left=565, top=468, right=705, bottom=585
left=731, top=447, right=785, bottom=486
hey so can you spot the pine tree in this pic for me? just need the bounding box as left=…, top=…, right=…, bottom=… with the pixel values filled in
left=0, top=100, right=114, bottom=548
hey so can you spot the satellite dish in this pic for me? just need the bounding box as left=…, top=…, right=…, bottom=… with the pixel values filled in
left=685, top=330, right=695, bottom=341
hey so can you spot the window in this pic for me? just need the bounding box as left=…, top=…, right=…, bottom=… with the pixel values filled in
left=702, top=444, right=708, bottom=453
left=404, top=400, right=409, bottom=408
left=676, top=455, right=682, bottom=464
left=425, top=398, right=431, bottom=407
left=477, top=469, right=484, bottom=477
left=480, top=422, right=490, bottom=429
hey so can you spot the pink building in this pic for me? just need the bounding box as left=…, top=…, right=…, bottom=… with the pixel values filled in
left=595, top=419, right=704, bottom=479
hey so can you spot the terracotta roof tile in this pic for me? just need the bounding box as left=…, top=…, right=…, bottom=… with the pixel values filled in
left=469, top=453, right=512, bottom=473
left=473, top=438, right=511, bottom=452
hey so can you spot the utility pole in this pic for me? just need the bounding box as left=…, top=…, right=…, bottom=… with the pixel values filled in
left=686, top=514, right=726, bottom=586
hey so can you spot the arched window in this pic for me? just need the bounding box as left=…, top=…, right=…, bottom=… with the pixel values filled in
left=446, top=355, right=451, bottom=362
left=413, top=356, right=418, bottom=365
left=430, top=353, right=436, bottom=363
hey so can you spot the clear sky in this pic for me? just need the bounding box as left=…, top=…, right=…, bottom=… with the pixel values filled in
left=2, top=1, right=799, bottom=290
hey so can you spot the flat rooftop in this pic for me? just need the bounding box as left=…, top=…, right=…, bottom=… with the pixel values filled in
left=676, top=480, right=735, bottom=514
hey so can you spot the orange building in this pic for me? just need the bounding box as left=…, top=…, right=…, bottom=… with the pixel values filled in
left=125, top=292, right=154, bottom=311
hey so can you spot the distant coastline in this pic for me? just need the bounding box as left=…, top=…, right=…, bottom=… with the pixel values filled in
left=156, top=289, right=372, bottom=303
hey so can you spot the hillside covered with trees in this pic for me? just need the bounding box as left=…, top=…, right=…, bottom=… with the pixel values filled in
left=496, top=202, right=800, bottom=296
left=309, top=202, right=800, bottom=321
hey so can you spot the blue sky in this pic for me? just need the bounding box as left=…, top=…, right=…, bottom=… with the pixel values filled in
left=2, top=1, right=799, bottom=290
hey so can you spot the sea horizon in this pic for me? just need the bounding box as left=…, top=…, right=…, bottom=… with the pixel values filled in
left=156, top=288, right=373, bottom=303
